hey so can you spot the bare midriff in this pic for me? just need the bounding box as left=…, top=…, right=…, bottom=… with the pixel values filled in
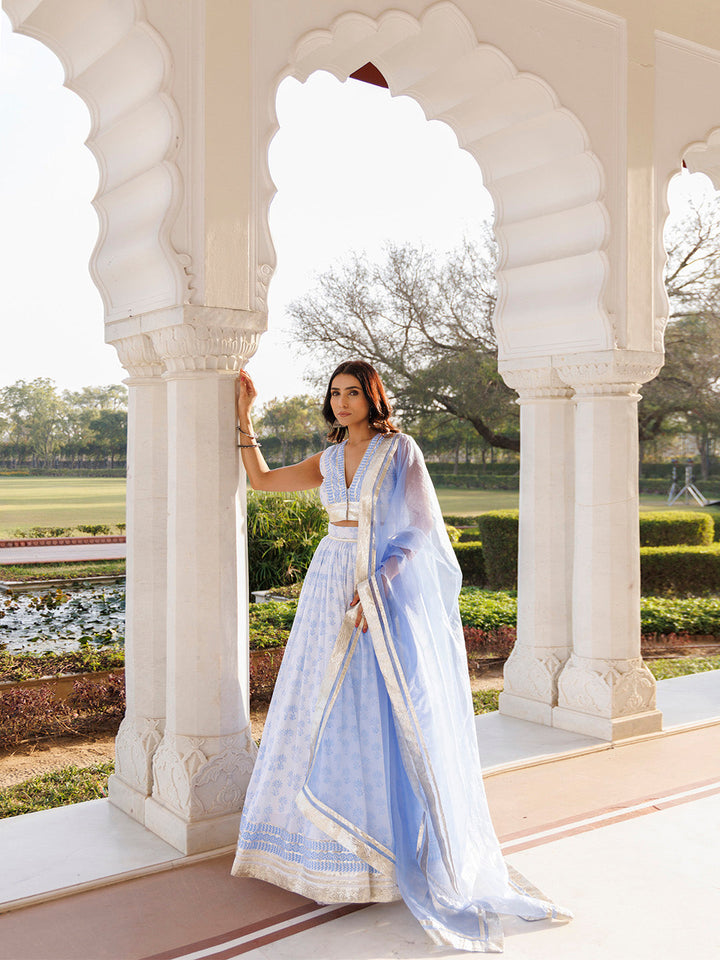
left=333, top=520, right=359, bottom=527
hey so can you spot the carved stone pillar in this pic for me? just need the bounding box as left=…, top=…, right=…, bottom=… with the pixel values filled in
left=142, top=307, right=263, bottom=855
left=498, top=365, right=574, bottom=724
left=108, top=335, right=167, bottom=823
left=553, top=354, right=663, bottom=741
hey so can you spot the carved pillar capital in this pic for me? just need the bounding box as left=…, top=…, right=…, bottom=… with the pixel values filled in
left=555, top=350, right=663, bottom=396
left=147, top=306, right=267, bottom=375
left=112, top=334, right=165, bottom=380
left=498, top=362, right=573, bottom=400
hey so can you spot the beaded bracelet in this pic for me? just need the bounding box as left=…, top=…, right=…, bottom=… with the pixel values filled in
left=238, top=426, right=258, bottom=439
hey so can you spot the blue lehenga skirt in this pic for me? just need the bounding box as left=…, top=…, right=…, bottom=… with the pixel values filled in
left=231, top=523, right=400, bottom=903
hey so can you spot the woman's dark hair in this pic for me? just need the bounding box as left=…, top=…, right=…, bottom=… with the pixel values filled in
left=322, top=360, right=399, bottom=443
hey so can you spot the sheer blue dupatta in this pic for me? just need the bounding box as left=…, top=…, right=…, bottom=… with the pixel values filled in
left=296, top=434, right=571, bottom=952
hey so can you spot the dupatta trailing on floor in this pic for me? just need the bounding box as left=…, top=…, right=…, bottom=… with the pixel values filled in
left=295, top=433, right=571, bottom=953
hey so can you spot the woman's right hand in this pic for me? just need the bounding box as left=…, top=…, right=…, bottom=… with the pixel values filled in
left=236, top=369, right=258, bottom=423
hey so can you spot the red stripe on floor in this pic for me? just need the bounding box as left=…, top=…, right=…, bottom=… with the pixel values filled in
left=140, top=902, right=326, bottom=960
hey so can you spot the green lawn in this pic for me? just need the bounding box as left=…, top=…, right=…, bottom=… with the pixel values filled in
left=435, top=488, right=718, bottom=517
left=0, top=478, right=126, bottom=536
left=0, top=477, right=715, bottom=535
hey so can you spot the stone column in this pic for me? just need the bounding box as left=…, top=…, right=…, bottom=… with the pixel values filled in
left=553, top=356, right=663, bottom=741
left=498, top=366, right=575, bottom=725
left=108, top=335, right=168, bottom=823
left=143, top=307, right=262, bottom=855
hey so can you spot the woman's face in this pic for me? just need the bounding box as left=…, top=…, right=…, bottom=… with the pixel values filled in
left=330, top=374, right=370, bottom=430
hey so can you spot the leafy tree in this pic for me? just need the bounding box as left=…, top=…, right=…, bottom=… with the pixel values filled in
left=256, top=395, right=326, bottom=465
left=0, top=379, right=64, bottom=466
left=61, top=385, right=128, bottom=465
left=401, top=410, right=490, bottom=469
left=86, top=409, right=128, bottom=466
left=288, top=233, right=520, bottom=452
left=0, top=380, right=127, bottom=468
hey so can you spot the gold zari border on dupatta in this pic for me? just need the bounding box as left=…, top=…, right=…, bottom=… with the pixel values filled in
left=293, top=433, right=565, bottom=952
left=356, top=438, right=458, bottom=889
left=296, top=434, right=401, bottom=881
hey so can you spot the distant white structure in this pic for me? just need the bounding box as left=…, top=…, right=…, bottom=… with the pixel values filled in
left=4, top=0, right=720, bottom=855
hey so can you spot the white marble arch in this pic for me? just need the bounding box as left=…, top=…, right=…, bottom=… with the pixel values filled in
left=2, top=0, right=683, bottom=855
left=2, top=0, right=192, bottom=322
left=259, top=2, right=615, bottom=363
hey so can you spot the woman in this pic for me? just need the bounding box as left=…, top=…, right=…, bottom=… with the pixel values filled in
left=232, top=360, right=570, bottom=953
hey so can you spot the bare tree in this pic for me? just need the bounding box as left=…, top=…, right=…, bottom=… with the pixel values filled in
left=640, top=193, right=720, bottom=471
left=288, top=231, right=520, bottom=452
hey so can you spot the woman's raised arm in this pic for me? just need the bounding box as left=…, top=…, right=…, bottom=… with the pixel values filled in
left=236, top=371, right=324, bottom=492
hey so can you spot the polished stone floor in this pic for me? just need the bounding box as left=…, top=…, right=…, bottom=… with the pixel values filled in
left=0, top=670, right=718, bottom=960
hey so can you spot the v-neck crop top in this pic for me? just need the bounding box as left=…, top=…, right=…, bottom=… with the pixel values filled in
left=319, top=434, right=384, bottom=523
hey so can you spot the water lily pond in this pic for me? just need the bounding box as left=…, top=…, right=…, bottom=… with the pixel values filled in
left=0, top=585, right=125, bottom=654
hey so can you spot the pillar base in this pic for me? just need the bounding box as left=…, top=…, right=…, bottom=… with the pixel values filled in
left=498, top=692, right=554, bottom=725
left=144, top=797, right=241, bottom=855
left=107, top=774, right=150, bottom=824
left=552, top=705, right=663, bottom=741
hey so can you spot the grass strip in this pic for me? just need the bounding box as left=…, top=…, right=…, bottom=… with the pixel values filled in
left=645, top=655, right=720, bottom=680
left=472, top=689, right=500, bottom=714
left=0, top=761, right=115, bottom=819
left=0, top=560, right=126, bottom=582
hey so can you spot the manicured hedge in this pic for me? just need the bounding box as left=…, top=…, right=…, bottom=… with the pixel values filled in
left=639, top=511, right=713, bottom=547
left=640, top=544, right=720, bottom=595
left=476, top=510, right=518, bottom=589
left=452, top=542, right=485, bottom=585
left=458, top=529, right=481, bottom=542
left=431, top=475, right=519, bottom=490
left=706, top=510, right=720, bottom=542
left=443, top=514, right=481, bottom=527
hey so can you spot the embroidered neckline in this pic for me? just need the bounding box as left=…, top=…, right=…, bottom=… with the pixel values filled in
left=341, top=434, right=383, bottom=492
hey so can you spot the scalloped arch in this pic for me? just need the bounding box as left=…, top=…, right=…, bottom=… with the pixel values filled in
left=3, top=0, right=191, bottom=323
left=262, top=1, right=614, bottom=361
left=655, top=131, right=720, bottom=352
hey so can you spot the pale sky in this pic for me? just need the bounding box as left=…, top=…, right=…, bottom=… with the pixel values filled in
left=0, top=13, right=492, bottom=401
left=0, top=12, right=709, bottom=402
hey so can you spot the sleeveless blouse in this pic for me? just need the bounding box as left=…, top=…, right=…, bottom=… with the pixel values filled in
left=319, top=434, right=384, bottom=523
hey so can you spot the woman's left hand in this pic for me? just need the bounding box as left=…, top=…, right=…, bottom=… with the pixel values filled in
left=349, top=591, right=368, bottom=633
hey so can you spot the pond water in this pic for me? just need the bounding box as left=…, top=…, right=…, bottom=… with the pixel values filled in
left=0, top=585, right=125, bottom=654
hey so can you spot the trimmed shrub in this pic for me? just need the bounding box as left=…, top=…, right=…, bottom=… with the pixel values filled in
left=476, top=511, right=518, bottom=589
left=639, top=511, right=713, bottom=547
left=442, top=514, right=479, bottom=527
left=640, top=596, right=720, bottom=635
left=705, top=510, right=720, bottom=542
left=640, top=544, right=720, bottom=595
left=427, top=462, right=519, bottom=478
left=247, top=491, right=327, bottom=592
left=445, top=524, right=461, bottom=543
left=453, top=542, right=485, bottom=585
left=431, top=475, right=519, bottom=490
left=77, top=524, right=112, bottom=536
left=458, top=529, right=481, bottom=542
